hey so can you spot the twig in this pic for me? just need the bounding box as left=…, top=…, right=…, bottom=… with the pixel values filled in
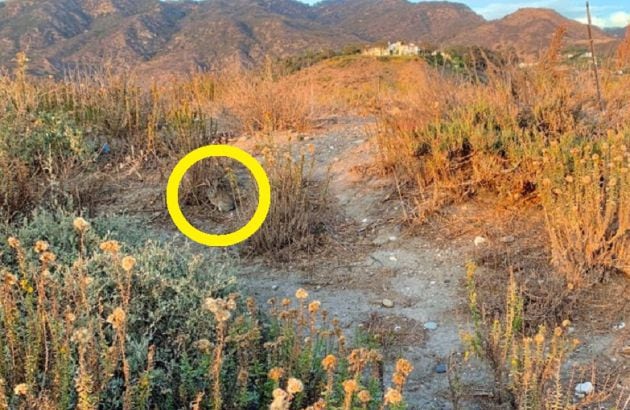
left=586, top=1, right=605, bottom=112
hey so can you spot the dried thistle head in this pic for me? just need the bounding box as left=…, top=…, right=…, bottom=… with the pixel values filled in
left=121, top=256, right=136, bottom=272
left=13, top=383, right=28, bottom=396
left=286, top=378, right=303, bottom=395
left=322, top=354, right=337, bottom=371
left=394, top=358, right=413, bottom=377
left=384, top=387, right=403, bottom=405
left=106, top=307, right=126, bottom=330
left=39, top=251, right=57, bottom=264
left=268, top=367, right=285, bottom=382
left=34, top=240, right=49, bottom=253
left=358, top=390, right=372, bottom=403
left=100, top=240, right=121, bottom=254
left=7, top=237, right=20, bottom=249
left=295, top=288, right=309, bottom=300
left=342, top=379, right=358, bottom=395
left=308, top=300, right=321, bottom=314
left=3, top=271, right=17, bottom=286
left=73, top=217, right=90, bottom=232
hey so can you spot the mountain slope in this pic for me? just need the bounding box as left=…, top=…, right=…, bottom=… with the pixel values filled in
left=451, top=8, right=614, bottom=57
left=0, top=0, right=619, bottom=75
left=315, top=0, right=485, bottom=43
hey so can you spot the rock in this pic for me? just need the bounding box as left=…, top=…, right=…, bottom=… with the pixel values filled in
left=435, top=363, right=447, bottom=374
left=271, top=285, right=279, bottom=291
left=424, top=321, right=438, bottom=331
left=575, top=382, right=594, bottom=396
left=388, top=256, right=398, bottom=262
left=382, top=299, right=394, bottom=308
left=613, top=321, right=625, bottom=330
left=500, top=235, right=515, bottom=243
left=473, top=236, right=488, bottom=247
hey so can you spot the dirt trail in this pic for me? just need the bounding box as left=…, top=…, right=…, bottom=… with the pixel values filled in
left=237, top=116, right=486, bottom=409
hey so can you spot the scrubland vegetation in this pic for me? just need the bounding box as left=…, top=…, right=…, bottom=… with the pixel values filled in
left=0, top=28, right=629, bottom=409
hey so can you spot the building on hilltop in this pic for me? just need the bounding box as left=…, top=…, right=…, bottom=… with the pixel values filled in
left=362, top=41, right=420, bottom=57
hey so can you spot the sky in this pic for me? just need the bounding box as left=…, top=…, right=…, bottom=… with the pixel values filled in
left=299, top=0, right=630, bottom=27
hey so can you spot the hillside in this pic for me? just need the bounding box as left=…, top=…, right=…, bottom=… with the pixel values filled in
left=451, top=8, right=615, bottom=58
left=0, top=0, right=620, bottom=74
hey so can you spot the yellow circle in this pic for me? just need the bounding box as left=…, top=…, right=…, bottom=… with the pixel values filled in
left=166, top=145, right=271, bottom=247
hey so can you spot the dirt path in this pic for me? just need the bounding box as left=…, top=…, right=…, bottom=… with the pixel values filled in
left=236, top=116, right=486, bottom=409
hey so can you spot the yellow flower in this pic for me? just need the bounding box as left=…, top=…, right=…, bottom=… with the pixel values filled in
left=286, top=378, right=303, bottom=394
left=321, top=354, right=337, bottom=371
left=342, top=379, right=358, bottom=395
left=99, top=240, right=121, bottom=254
left=534, top=332, right=545, bottom=345
left=281, top=298, right=291, bottom=307
left=73, top=217, right=90, bottom=232
left=358, top=390, right=372, bottom=403
left=107, top=307, right=126, bottom=330
left=121, top=256, right=136, bottom=272
left=34, top=240, right=49, bottom=253
left=20, top=279, right=33, bottom=294
left=308, top=300, right=321, bottom=314
left=395, top=358, right=413, bottom=377
left=562, top=319, right=571, bottom=328
left=268, top=367, right=285, bottom=382
left=13, top=383, right=28, bottom=396
left=295, top=288, right=309, bottom=300
left=384, top=387, right=402, bottom=405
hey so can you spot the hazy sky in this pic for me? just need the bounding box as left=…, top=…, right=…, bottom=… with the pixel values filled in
left=298, top=0, right=630, bottom=27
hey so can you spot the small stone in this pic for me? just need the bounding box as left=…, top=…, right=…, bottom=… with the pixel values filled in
left=613, top=321, right=625, bottom=330
left=272, top=285, right=279, bottom=291
left=575, top=382, right=594, bottom=396
left=424, top=321, right=438, bottom=331
left=474, top=236, right=488, bottom=247
left=434, top=363, right=447, bottom=374
left=382, top=299, right=394, bottom=308
left=500, top=235, right=515, bottom=243
left=389, top=256, right=397, bottom=262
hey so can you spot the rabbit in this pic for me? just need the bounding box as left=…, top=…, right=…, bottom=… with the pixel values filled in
left=205, top=179, right=236, bottom=213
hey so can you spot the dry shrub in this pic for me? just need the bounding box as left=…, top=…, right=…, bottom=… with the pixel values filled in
left=462, top=263, right=617, bottom=409
left=615, top=26, right=630, bottom=70
left=0, top=154, right=32, bottom=221
left=246, top=144, right=331, bottom=261
left=0, top=217, right=412, bottom=408
left=219, top=63, right=314, bottom=134
left=539, top=133, right=629, bottom=285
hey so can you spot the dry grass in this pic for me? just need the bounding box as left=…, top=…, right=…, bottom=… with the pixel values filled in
left=373, top=37, right=630, bottom=286
left=246, top=143, right=332, bottom=261
left=218, top=62, right=315, bottom=135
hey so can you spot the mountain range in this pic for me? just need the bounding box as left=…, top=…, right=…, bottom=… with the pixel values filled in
left=0, top=0, right=622, bottom=75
